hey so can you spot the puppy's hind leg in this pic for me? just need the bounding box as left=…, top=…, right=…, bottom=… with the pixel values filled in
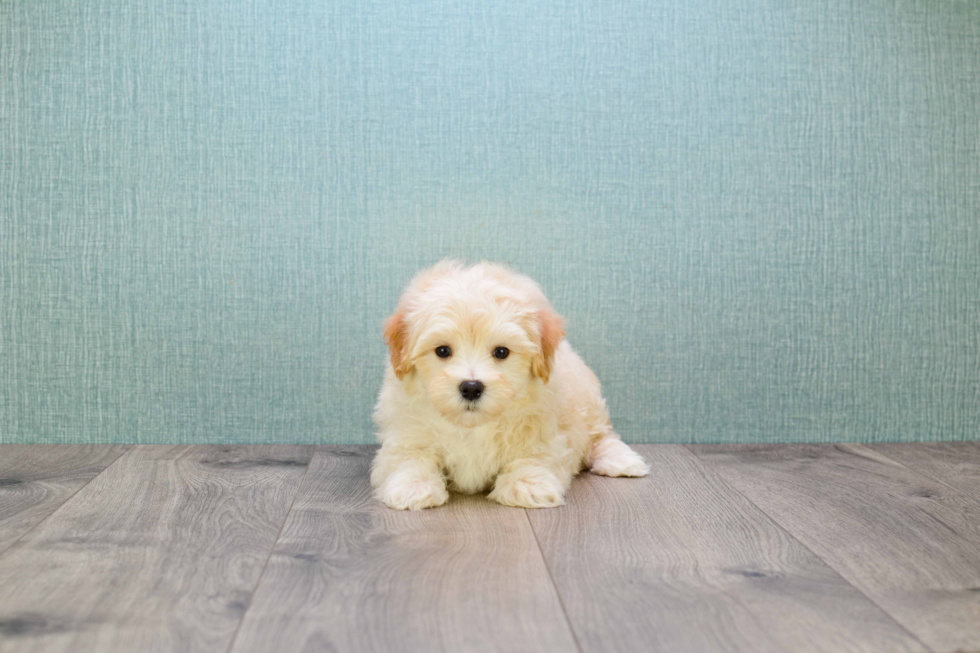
left=579, top=391, right=650, bottom=478
left=588, top=437, right=650, bottom=477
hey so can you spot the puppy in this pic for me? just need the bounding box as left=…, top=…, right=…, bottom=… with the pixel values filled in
left=371, top=260, right=649, bottom=510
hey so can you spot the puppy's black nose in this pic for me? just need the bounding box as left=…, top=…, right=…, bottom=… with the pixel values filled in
left=459, top=380, right=484, bottom=401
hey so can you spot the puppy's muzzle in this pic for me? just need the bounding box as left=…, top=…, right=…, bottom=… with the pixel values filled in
left=459, top=380, right=484, bottom=402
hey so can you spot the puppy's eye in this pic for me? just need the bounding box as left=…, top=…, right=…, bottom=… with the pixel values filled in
left=493, top=347, right=510, bottom=360
left=435, top=346, right=452, bottom=359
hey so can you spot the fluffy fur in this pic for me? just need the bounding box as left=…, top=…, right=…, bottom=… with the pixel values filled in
left=371, top=260, right=650, bottom=510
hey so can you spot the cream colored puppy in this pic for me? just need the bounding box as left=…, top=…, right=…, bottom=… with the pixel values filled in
left=371, top=260, right=649, bottom=510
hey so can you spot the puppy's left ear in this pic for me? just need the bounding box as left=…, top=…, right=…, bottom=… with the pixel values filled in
left=531, top=308, right=565, bottom=383
left=383, top=312, right=413, bottom=380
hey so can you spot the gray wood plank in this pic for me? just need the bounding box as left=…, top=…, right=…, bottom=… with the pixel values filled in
left=228, top=446, right=579, bottom=653
left=869, top=442, right=980, bottom=500
left=689, top=443, right=980, bottom=653
left=527, top=444, right=923, bottom=653
left=0, top=445, right=313, bottom=653
left=0, top=445, right=129, bottom=555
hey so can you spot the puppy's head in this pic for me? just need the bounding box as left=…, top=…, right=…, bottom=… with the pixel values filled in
left=384, top=260, right=565, bottom=427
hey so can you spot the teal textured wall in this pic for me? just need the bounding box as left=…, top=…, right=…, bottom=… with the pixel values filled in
left=2, top=1, right=978, bottom=444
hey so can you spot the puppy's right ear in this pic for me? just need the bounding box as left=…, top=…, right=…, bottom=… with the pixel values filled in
left=383, top=312, right=412, bottom=380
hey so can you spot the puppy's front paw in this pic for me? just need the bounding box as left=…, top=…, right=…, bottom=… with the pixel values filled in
left=380, top=475, right=449, bottom=511
left=489, top=469, right=564, bottom=509
left=589, top=438, right=651, bottom=477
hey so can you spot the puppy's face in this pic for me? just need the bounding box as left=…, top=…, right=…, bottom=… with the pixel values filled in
left=385, top=262, right=564, bottom=428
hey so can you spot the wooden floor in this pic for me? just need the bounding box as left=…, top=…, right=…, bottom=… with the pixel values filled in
left=0, top=444, right=979, bottom=653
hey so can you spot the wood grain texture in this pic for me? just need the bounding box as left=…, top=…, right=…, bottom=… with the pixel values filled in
left=0, top=445, right=312, bottom=653
left=228, top=446, right=579, bottom=653
left=869, top=442, right=980, bottom=500
left=527, top=445, right=923, bottom=653
left=689, top=443, right=980, bottom=653
left=0, top=445, right=129, bottom=555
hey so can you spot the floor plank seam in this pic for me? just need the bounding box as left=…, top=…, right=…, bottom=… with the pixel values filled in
left=0, top=444, right=132, bottom=559
left=223, top=446, right=315, bottom=653
left=681, top=445, right=936, bottom=653
left=525, top=508, right=585, bottom=653
left=852, top=444, right=980, bottom=504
